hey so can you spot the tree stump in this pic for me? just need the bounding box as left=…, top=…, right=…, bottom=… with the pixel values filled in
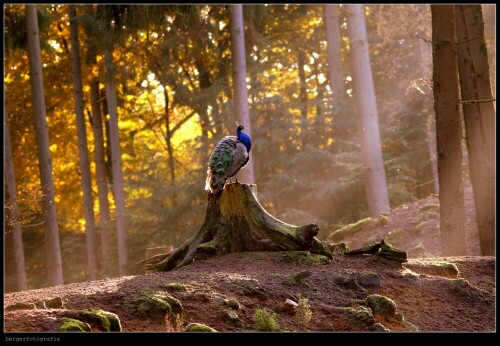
left=154, top=182, right=332, bottom=272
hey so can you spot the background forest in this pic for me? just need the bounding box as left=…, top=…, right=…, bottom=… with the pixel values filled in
left=4, top=4, right=496, bottom=291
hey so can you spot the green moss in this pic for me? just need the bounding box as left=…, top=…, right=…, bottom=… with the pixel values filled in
left=419, top=203, right=439, bottom=213
left=163, top=294, right=183, bottom=317
left=57, top=318, right=92, bottom=332
left=341, top=306, right=374, bottom=325
left=406, top=261, right=460, bottom=278
left=253, top=308, right=279, bottom=331
left=329, top=217, right=372, bottom=242
left=44, top=297, right=63, bottom=309
left=223, top=299, right=240, bottom=310
left=136, top=295, right=171, bottom=321
left=365, top=294, right=397, bottom=320
left=285, top=251, right=331, bottom=265
left=287, top=270, right=311, bottom=285
left=196, top=241, right=219, bottom=254
left=185, top=323, right=217, bottom=332
left=77, top=309, right=121, bottom=331
left=136, top=293, right=183, bottom=323
left=100, top=311, right=122, bottom=332
left=430, top=261, right=459, bottom=278
left=161, top=283, right=188, bottom=292
left=378, top=240, right=407, bottom=263
left=222, top=309, right=239, bottom=323
left=6, top=302, right=36, bottom=311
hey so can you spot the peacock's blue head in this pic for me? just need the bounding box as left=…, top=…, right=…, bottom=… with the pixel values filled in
left=236, top=125, right=252, bottom=152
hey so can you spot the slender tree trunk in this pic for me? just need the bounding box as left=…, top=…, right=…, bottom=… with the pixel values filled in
left=298, top=49, right=309, bottom=146
left=419, top=38, right=440, bottom=194
left=88, top=39, right=113, bottom=273
left=84, top=6, right=112, bottom=271
left=230, top=4, right=255, bottom=184
left=26, top=4, right=64, bottom=286
left=345, top=4, right=390, bottom=216
left=163, top=86, right=176, bottom=183
left=90, top=79, right=114, bottom=271
left=431, top=5, right=467, bottom=256
left=455, top=5, right=495, bottom=256
left=324, top=4, right=345, bottom=98
left=104, top=40, right=128, bottom=276
left=5, top=121, right=28, bottom=291
left=68, top=5, right=98, bottom=280
left=100, top=90, right=114, bottom=184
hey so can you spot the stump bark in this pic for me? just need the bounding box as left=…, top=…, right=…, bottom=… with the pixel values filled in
left=153, top=182, right=331, bottom=271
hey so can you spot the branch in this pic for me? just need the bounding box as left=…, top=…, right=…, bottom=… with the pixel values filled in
left=411, top=179, right=436, bottom=190
left=21, top=220, right=46, bottom=228
left=170, top=110, right=197, bottom=136
left=413, top=34, right=437, bottom=46
left=459, top=98, right=496, bottom=105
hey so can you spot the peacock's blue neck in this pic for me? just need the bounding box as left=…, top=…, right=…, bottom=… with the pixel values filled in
left=237, top=129, right=252, bottom=152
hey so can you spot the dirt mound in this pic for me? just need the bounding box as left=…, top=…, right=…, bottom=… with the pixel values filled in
left=325, top=186, right=480, bottom=257
left=4, top=251, right=495, bottom=332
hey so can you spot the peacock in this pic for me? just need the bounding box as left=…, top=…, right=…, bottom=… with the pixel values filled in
left=205, top=125, right=252, bottom=194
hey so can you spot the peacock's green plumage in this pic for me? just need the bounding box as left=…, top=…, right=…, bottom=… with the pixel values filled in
left=205, top=126, right=252, bottom=194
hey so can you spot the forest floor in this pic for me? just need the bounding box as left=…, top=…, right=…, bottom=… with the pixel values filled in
left=4, top=187, right=495, bottom=333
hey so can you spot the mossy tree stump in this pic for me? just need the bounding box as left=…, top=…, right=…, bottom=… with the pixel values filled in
left=154, top=183, right=331, bottom=271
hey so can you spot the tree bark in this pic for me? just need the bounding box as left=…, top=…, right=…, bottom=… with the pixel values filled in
left=418, top=37, right=440, bottom=195
left=431, top=5, right=467, bottom=256
left=153, top=183, right=332, bottom=272
left=104, top=39, right=128, bottom=276
left=230, top=4, right=255, bottom=184
left=69, top=5, right=98, bottom=280
left=324, top=4, right=345, bottom=98
left=90, top=78, right=114, bottom=272
left=345, top=4, right=390, bottom=216
left=84, top=4, right=113, bottom=274
left=455, top=5, right=495, bottom=256
left=5, top=121, right=28, bottom=291
left=298, top=49, right=309, bottom=146
left=26, top=4, right=64, bottom=286
left=163, top=86, right=176, bottom=183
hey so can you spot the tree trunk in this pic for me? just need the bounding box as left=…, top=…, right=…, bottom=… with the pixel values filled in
left=231, top=4, right=255, bottom=184
left=163, top=86, right=176, bottom=183
left=345, top=4, right=390, bottom=216
left=84, top=4, right=113, bottom=274
left=455, top=5, right=496, bottom=256
left=431, top=5, right=467, bottom=256
left=90, top=78, right=114, bottom=271
left=298, top=49, right=309, bottom=146
left=324, top=4, right=345, bottom=98
left=153, top=183, right=332, bottom=272
left=69, top=5, right=98, bottom=280
left=26, top=4, right=64, bottom=286
left=5, top=121, right=28, bottom=291
left=418, top=37, right=440, bottom=195
left=101, top=90, right=114, bottom=184
left=104, top=40, right=128, bottom=276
